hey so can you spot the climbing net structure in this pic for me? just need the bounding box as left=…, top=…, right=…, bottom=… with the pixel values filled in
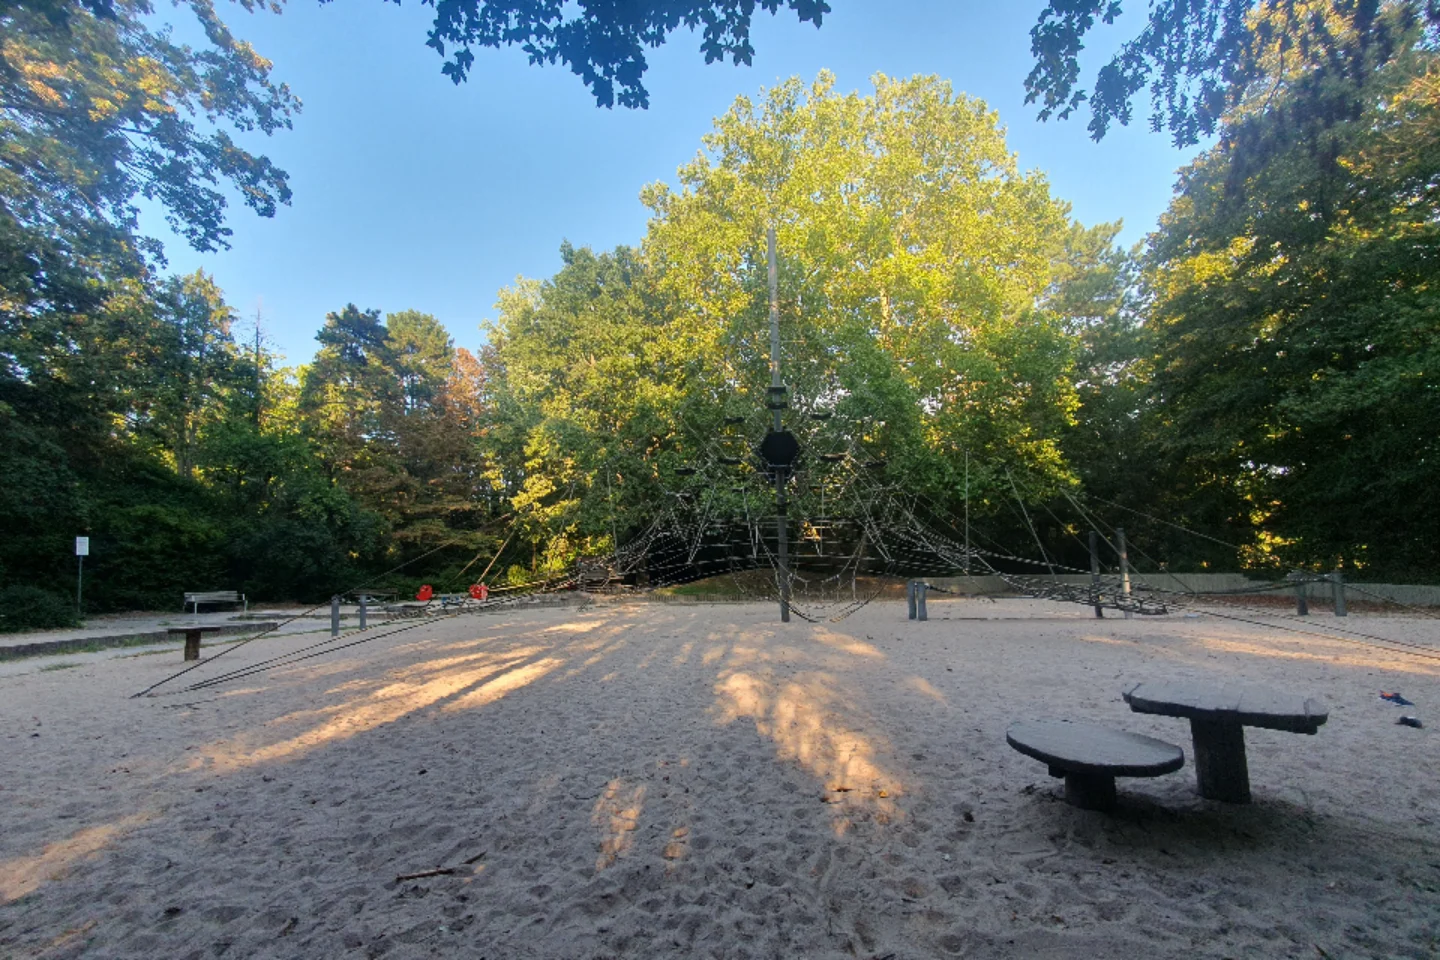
left=572, top=409, right=1167, bottom=624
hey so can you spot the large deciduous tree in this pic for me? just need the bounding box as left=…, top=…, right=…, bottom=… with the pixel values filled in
left=483, top=243, right=673, bottom=571
left=1141, top=6, right=1440, bottom=576
left=642, top=72, right=1082, bottom=495
left=486, top=74, right=1115, bottom=573
left=0, top=0, right=296, bottom=310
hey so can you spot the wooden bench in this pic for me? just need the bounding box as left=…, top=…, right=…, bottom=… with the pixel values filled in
left=183, top=590, right=246, bottom=615
left=1123, top=681, right=1328, bottom=803
left=1007, top=720, right=1186, bottom=811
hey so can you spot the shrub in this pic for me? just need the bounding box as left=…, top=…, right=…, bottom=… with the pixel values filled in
left=0, top=585, right=81, bottom=633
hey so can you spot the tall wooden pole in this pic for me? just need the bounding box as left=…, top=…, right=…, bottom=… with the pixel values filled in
left=768, top=225, right=790, bottom=623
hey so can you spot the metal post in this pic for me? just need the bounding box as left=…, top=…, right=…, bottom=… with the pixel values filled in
left=76, top=554, right=83, bottom=617
left=1331, top=571, right=1346, bottom=617
left=1293, top=575, right=1309, bottom=616
left=1116, top=526, right=1133, bottom=620
left=917, top=582, right=928, bottom=621
left=768, top=226, right=782, bottom=395
left=359, top=596, right=368, bottom=631
left=331, top=595, right=341, bottom=637
left=605, top=470, right=619, bottom=554
left=907, top=580, right=917, bottom=620
left=853, top=529, right=866, bottom=601
left=1089, top=530, right=1104, bottom=619
left=775, top=497, right=790, bottom=623
left=768, top=224, right=790, bottom=624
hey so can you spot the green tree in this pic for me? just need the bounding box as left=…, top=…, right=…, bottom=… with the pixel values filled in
left=301, top=305, right=493, bottom=562
left=0, top=0, right=297, bottom=314
left=642, top=72, right=1082, bottom=496
left=1142, top=8, right=1440, bottom=576
left=197, top=366, right=387, bottom=601
left=485, top=76, right=1123, bottom=575
left=134, top=271, right=256, bottom=477
left=301, top=304, right=396, bottom=468
left=0, top=0, right=300, bottom=609
left=388, top=309, right=453, bottom=412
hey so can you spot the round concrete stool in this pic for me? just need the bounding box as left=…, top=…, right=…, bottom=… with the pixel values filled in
left=1007, top=720, right=1185, bottom=811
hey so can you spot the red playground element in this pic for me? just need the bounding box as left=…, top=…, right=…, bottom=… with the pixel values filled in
left=469, top=583, right=489, bottom=601
left=416, top=584, right=434, bottom=601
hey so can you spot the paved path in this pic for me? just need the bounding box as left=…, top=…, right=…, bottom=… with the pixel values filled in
left=0, top=607, right=393, bottom=664
left=0, top=605, right=405, bottom=651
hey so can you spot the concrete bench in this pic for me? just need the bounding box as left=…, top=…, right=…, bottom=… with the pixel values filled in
left=1007, top=720, right=1186, bottom=811
left=183, top=591, right=246, bottom=614
left=1123, top=681, right=1328, bottom=803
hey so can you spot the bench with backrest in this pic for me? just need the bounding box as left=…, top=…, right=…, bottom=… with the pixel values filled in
left=183, top=590, right=247, bottom=615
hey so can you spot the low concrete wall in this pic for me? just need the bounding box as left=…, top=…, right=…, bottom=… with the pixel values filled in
left=923, top=573, right=1440, bottom=607
left=0, top=621, right=280, bottom=661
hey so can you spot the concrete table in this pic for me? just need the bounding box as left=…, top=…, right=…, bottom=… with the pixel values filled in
left=1007, top=720, right=1185, bottom=811
left=167, top=626, right=222, bottom=661
left=1123, top=681, right=1328, bottom=803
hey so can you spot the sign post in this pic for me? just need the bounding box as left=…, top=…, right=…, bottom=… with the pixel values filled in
left=74, top=536, right=89, bottom=616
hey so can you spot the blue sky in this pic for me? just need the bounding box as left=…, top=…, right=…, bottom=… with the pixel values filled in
left=139, top=1, right=1206, bottom=365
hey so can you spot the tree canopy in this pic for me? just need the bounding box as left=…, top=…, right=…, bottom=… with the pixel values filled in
left=1027, top=0, right=1440, bottom=145
left=357, top=0, right=1439, bottom=156
left=385, top=0, right=829, bottom=107
left=479, top=74, right=1113, bottom=576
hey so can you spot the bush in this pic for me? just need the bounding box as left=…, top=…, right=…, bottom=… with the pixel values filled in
left=0, top=585, right=80, bottom=633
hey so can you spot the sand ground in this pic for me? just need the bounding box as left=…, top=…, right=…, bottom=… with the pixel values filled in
left=0, top=597, right=1436, bottom=959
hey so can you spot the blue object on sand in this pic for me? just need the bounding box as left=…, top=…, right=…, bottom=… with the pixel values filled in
left=1380, top=691, right=1415, bottom=706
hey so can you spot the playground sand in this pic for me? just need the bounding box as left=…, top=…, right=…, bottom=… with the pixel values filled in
left=0, top=598, right=1436, bottom=958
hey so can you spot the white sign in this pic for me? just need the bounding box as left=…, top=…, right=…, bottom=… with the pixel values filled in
left=75, top=537, right=89, bottom=557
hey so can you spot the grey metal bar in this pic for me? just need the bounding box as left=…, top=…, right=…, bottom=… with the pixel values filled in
left=1116, top=526, right=1133, bottom=620
left=1089, top=530, right=1104, bottom=619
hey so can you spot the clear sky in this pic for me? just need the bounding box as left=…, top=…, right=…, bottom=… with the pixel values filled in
left=138, top=1, right=1206, bottom=365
